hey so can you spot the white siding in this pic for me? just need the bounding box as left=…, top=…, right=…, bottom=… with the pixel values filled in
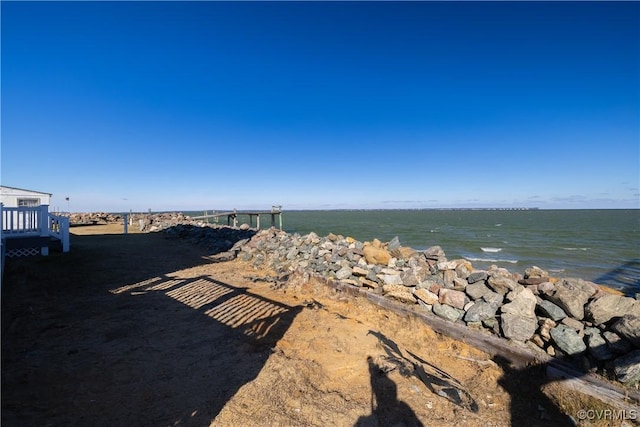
left=0, top=186, right=51, bottom=208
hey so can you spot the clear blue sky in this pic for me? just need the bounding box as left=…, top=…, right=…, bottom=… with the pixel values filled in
left=2, top=1, right=638, bottom=212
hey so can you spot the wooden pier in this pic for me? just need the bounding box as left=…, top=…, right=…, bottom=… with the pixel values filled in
left=191, top=206, right=283, bottom=230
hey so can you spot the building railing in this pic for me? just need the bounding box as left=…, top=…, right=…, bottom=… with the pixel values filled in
left=49, top=213, right=70, bottom=253
left=1, top=204, right=44, bottom=235
left=0, top=204, right=70, bottom=254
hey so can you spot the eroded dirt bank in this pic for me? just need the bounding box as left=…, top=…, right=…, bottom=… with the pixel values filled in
left=1, top=225, right=630, bottom=426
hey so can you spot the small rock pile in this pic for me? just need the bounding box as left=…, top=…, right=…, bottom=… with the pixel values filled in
left=133, top=213, right=200, bottom=232
left=68, top=212, right=203, bottom=230
left=69, top=212, right=123, bottom=225
left=230, top=227, right=640, bottom=387
left=163, top=224, right=256, bottom=256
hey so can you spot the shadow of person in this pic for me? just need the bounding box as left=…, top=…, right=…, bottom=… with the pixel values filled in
left=492, top=355, right=576, bottom=427
left=355, top=356, right=425, bottom=427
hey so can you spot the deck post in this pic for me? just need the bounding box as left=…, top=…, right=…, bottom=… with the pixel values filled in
left=279, top=213, right=282, bottom=230
left=60, top=216, right=70, bottom=252
left=39, top=205, right=49, bottom=256
left=256, top=214, right=260, bottom=229
left=1, top=203, right=4, bottom=278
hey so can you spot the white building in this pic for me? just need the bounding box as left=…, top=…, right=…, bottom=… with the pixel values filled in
left=1, top=186, right=69, bottom=263
left=0, top=186, right=52, bottom=208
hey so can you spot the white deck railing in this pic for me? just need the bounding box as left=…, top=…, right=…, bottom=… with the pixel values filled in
left=49, top=212, right=70, bottom=253
left=0, top=204, right=70, bottom=254
left=1, top=204, right=45, bottom=235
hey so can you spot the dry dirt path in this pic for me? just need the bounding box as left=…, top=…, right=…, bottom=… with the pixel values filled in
left=1, top=225, right=623, bottom=426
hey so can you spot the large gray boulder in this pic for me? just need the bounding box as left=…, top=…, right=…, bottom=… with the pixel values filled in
left=585, top=294, right=640, bottom=325
left=612, top=350, right=640, bottom=385
left=335, top=266, right=353, bottom=280
left=610, top=315, right=640, bottom=348
left=414, top=288, right=439, bottom=305
left=550, top=324, right=587, bottom=355
left=482, top=291, right=504, bottom=308
left=585, top=329, right=615, bottom=361
left=400, top=267, right=427, bottom=287
left=487, top=275, right=518, bottom=295
left=464, top=301, right=498, bottom=323
left=439, top=288, right=467, bottom=310
left=424, top=245, right=446, bottom=261
left=379, top=273, right=403, bottom=286
left=500, top=288, right=537, bottom=342
left=501, top=314, right=537, bottom=342
left=537, top=300, right=567, bottom=322
left=502, top=287, right=537, bottom=317
left=465, top=282, right=491, bottom=300
left=603, top=331, right=633, bottom=354
left=546, top=278, right=597, bottom=320
left=467, top=271, right=488, bottom=284
left=432, top=303, right=463, bottom=322
left=524, top=266, right=549, bottom=279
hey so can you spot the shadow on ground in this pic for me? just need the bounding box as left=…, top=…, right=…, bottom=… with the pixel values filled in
left=1, top=227, right=299, bottom=426
left=492, top=355, right=576, bottom=426
left=356, top=330, right=477, bottom=427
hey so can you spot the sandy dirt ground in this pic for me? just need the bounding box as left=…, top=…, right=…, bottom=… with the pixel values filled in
left=1, top=224, right=631, bottom=426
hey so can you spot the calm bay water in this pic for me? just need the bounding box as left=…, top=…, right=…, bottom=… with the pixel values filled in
left=271, top=209, right=639, bottom=295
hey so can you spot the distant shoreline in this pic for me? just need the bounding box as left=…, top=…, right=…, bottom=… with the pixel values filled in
left=100, top=207, right=640, bottom=215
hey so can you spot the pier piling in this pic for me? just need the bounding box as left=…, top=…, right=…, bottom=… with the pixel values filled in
left=191, top=206, right=282, bottom=230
